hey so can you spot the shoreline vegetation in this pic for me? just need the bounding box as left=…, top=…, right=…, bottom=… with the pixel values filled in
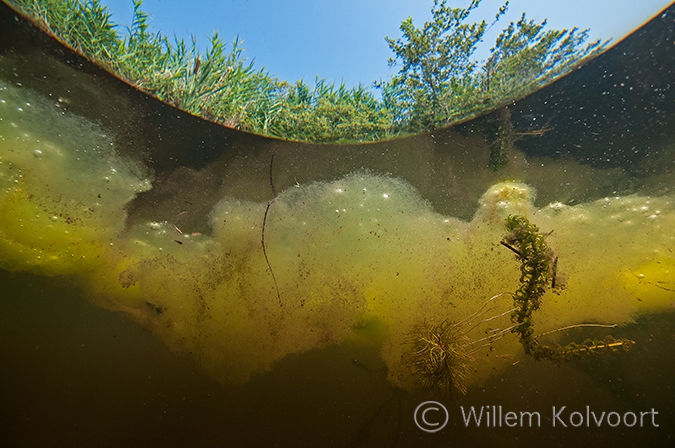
left=4, top=0, right=607, bottom=143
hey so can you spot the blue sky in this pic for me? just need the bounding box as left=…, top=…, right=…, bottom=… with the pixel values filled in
left=101, top=0, right=673, bottom=88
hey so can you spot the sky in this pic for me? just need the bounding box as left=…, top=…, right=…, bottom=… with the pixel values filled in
left=101, top=0, right=673, bottom=88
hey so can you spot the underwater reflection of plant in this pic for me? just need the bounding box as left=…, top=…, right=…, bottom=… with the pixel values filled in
left=5, top=0, right=606, bottom=142
left=464, top=107, right=550, bottom=171
left=407, top=215, right=634, bottom=397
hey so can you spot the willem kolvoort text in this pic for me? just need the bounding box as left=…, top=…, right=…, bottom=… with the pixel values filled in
left=460, top=406, right=659, bottom=428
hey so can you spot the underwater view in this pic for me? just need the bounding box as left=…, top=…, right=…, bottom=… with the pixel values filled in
left=1, top=0, right=675, bottom=447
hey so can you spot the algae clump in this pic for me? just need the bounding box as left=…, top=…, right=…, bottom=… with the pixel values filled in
left=1, top=81, right=673, bottom=392
left=0, top=82, right=151, bottom=275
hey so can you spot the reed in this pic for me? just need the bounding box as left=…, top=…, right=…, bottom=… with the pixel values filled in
left=4, top=0, right=606, bottom=145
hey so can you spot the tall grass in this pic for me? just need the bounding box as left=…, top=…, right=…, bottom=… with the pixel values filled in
left=6, top=0, right=394, bottom=142
left=4, top=0, right=605, bottom=143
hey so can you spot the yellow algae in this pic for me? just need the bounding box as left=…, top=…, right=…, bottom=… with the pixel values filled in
left=0, top=82, right=151, bottom=275
left=1, top=81, right=674, bottom=393
left=621, top=259, right=675, bottom=312
left=532, top=194, right=675, bottom=326
left=85, top=176, right=674, bottom=388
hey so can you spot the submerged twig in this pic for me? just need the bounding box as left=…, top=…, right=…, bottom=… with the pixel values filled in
left=268, top=151, right=277, bottom=197
left=500, top=240, right=523, bottom=257
left=261, top=151, right=282, bottom=307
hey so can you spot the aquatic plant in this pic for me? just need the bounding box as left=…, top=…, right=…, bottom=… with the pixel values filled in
left=407, top=293, right=515, bottom=397
left=405, top=210, right=639, bottom=397
left=408, top=319, right=474, bottom=397
left=2, top=77, right=668, bottom=392
left=501, top=214, right=555, bottom=353
left=4, top=0, right=605, bottom=143
left=502, top=214, right=634, bottom=363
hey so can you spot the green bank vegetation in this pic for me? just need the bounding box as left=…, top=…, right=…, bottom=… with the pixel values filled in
left=5, top=0, right=606, bottom=143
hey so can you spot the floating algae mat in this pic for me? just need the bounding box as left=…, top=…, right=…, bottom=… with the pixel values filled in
left=1, top=2, right=675, bottom=447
